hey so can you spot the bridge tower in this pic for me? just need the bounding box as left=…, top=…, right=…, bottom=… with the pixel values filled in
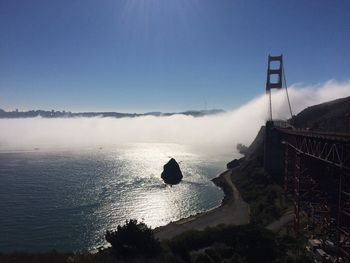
left=266, top=55, right=293, bottom=120
left=264, top=55, right=293, bottom=181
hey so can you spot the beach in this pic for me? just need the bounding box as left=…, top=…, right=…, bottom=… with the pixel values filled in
left=154, top=168, right=250, bottom=240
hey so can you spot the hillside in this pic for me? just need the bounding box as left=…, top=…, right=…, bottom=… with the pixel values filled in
left=231, top=95, right=350, bottom=226
left=291, top=96, right=350, bottom=132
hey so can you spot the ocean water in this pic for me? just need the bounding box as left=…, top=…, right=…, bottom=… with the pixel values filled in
left=0, top=143, right=228, bottom=252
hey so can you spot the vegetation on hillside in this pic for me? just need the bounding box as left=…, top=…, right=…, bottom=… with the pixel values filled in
left=0, top=224, right=313, bottom=263
left=169, top=224, right=314, bottom=263
left=233, top=127, right=289, bottom=225
left=233, top=159, right=288, bottom=225
left=168, top=224, right=282, bottom=262
left=105, top=219, right=161, bottom=258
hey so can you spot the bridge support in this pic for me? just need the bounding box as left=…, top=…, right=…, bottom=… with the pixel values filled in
left=264, top=121, right=285, bottom=183
left=284, top=144, right=294, bottom=195
left=337, top=168, right=350, bottom=257
left=294, top=152, right=301, bottom=235
left=278, top=128, right=350, bottom=259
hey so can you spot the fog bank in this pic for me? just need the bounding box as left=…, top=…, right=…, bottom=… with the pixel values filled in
left=1, top=80, right=349, bottom=156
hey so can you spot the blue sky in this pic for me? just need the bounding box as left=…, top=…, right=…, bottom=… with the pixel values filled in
left=1, top=0, right=349, bottom=112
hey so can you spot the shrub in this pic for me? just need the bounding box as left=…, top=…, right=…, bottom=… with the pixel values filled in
left=236, top=143, right=249, bottom=155
left=222, top=253, right=247, bottom=263
left=169, top=225, right=282, bottom=262
left=105, top=219, right=160, bottom=258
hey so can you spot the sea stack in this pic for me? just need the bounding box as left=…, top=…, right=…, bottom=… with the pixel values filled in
left=161, top=158, right=183, bottom=185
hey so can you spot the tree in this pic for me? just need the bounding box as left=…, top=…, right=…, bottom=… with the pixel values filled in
left=105, top=219, right=161, bottom=257
left=236, top=144, right=249, bottom=155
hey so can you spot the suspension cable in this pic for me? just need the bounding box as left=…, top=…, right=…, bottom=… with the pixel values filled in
left=282, top=60, right=293, bottom=118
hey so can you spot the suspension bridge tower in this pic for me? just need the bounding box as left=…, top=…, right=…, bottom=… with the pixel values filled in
left=266, top=54, right=293, bottom=121
left=264, top=55, right=293, bottom=181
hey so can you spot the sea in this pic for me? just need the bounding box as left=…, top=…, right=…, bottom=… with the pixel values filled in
left=0, top=143, right=231, bottom=252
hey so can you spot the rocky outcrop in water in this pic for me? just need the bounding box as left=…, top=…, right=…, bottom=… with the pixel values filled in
left=161, top=158, right=183, bottom=185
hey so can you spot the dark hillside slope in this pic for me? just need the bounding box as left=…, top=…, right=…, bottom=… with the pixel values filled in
left=291, top=96, right=350, bottom=132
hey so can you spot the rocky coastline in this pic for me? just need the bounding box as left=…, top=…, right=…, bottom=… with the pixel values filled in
left=154, top=168, right=250, bottom=240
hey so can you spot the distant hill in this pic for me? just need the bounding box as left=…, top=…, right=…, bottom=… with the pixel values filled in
left=291, top=96, right=350, bottom=132
left=0, top=109, right=225, bottom=119
left=246, top=96, right=350, bottom=159
left=246, top=96, right=350, bottom=158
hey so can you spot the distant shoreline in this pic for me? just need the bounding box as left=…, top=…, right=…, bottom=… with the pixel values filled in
left=0, top=109, right=225, bottom=119
left=154, top=168, right=250, bottom=240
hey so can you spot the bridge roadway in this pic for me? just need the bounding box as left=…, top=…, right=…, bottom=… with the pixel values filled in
left=274, top=126, right=350, bottom=171
left=276, top=127, right=350, bottom=143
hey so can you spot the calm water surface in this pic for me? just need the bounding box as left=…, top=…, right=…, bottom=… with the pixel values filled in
left=0, top=143, right=228, bottom=252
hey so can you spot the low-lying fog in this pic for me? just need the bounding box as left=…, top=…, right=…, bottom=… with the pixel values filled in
left=1, top=80, right=349, bottom=156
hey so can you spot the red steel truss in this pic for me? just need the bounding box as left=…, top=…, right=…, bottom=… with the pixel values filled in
left=278, top=127, right=350, bottom=258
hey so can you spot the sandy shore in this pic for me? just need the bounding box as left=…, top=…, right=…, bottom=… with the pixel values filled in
left=154, top=168, right=250, bottom=240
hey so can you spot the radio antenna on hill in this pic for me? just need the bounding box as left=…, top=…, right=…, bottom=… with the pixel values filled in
left=266, top=54, right=293, bottom=120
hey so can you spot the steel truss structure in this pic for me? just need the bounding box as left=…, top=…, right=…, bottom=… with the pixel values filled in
left=277, top=127, right=350, bottom=258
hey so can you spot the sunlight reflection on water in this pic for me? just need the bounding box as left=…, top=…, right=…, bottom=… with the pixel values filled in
left=0, top=143, right=228, bottom=252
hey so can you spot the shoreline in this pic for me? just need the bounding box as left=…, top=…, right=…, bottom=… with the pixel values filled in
left=154, top=168, right=250, bottom=240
